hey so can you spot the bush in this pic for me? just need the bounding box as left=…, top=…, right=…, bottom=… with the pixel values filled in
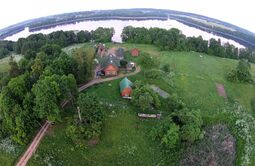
left=66, top=93, right=104, bottom=146
left=161, top=123, right=180, bottom=149
left=140, top=53, right=159, bottom=68
left=132, top=81, right=161, bottom=111
left=161, top=64, right=170, bottom=73
left=165, top=93, right=186, bottom=112
left=251, top=98, right=255, bottom=112
left=171, top=108, right=203, bottom=144
left=151, top=109, right=203, bottom=150
left=227, top=59, right=253, bottom=83
left=143, top=69, right=163, bottom=79
left=151, top=117, right=180, bottom=149
left=226, top=70, right=238, bottom=82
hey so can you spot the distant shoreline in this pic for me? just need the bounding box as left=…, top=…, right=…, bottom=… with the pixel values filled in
left=1, top=8, right=255, bottom=49
left=29, top=16, right=167, bottom=32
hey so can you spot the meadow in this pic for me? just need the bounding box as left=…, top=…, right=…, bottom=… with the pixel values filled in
left=1, top=43, right=255, bottom=165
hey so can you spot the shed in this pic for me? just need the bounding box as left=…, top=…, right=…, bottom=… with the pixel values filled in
left=131, top=48, right=139, bottom=57
left=120, top=77, right=133, bottom=97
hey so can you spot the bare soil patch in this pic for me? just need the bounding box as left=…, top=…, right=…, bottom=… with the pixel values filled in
left=216, top=83, right=227, bottom=98
left=88, top=139, right=99, bottom=146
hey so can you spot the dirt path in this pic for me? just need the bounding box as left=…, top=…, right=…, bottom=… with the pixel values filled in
left=16, top=121, right=51, bottom=166
left=15, top=65, right=141, bottom=166
left=79, top=65, right=141, bottom=92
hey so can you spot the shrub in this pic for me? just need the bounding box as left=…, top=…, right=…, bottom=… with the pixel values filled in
left=226, top=70, right=238, bottom=82
left=165, top=93, right=186, bottom=112
left=227, top=59, right=253, bottom=83
left=161, top=123, right=180, bottom=149
left=161, top=64, right=170, bottom=73
left=132, top=81, right=161, bottom=111
left=151, top=117, right=180, bottom=149
left=140, top=53, right=159, bottom=68
left=250, top=98, right=255, bottom=112
left=143, top=69, right=163, bottom=79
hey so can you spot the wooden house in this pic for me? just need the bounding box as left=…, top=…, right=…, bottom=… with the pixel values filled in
left=120, top=77, right=133, bottom=97
left=100, top=56, right=120, bottom=77
left=131, top=48, right=139, bottom=57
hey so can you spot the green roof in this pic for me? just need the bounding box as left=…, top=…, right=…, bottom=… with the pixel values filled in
left=119, top=77, right=133, bottom=93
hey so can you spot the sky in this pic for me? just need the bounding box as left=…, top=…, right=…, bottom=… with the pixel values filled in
left=1, top=0, right=255, bottom=33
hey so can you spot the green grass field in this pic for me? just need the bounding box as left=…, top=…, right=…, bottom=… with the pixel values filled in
left=2, top=43, right=255, bottom=165
left=0, top=54, right=23, bottom=73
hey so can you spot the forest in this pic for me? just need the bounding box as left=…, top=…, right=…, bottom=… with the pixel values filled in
left=0, top=27, right=113, bottom=145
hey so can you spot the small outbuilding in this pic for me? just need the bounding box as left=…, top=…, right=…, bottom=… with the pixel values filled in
left=131, top=48, right=139, bottom=57
left=120, top=77, right=133, bottom=97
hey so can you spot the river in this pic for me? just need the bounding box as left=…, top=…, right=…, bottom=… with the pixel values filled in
left=4, top=19, right=244, bottom=48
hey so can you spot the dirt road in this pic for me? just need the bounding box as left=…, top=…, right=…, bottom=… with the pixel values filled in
left=16, top=121, right=51, bottom=166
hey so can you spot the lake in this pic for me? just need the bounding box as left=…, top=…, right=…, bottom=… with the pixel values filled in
left=5, top=19, right=244, bottom=48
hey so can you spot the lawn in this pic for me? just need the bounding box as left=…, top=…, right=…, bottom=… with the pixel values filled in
left=159, top=51, right=255, bottom=113
left=3, top=43, right=255, bottom=165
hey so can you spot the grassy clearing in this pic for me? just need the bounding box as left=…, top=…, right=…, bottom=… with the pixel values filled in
left=62, top=43, right=95, bottom=55
left=28, top=102, right=164, bottom=166
left=0, top=54, right=23, bottom=73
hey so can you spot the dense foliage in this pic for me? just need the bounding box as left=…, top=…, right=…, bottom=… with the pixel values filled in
left=0, top=42, right=95, bottom=144
left=0, top=27, right=113, bottom=144
left=91, top=27, right=114, bottom=43
left=132, top=81, right=161, bottom=111
left=151, top=92, right=203, bottom=150
left=122, top=26, right=255, bottom=63
left=65, top=93, right=104, bottom=146
left=227, top=59, right=253, bottom=83
left=139, top=52, right=160, bottom=68
left=13, top=28, right=112, bottom=56
left=0, top=41, right=15, bottom=59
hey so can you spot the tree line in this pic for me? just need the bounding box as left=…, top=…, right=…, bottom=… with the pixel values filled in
left=0, top=41, right=15, bottom=59
left=121, top=26, right=255, bottom=63
left=0, top=27, right=114, bottom=60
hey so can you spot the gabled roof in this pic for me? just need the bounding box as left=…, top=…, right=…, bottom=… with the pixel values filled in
left=120, top=77, right=133, bottom=93
left=100, top=56, right=120, bottom=69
